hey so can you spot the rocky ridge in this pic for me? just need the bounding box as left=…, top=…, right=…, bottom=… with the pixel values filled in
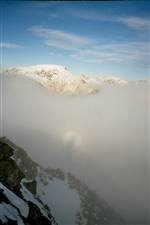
left=0, top=137, right=126, bottom=225
left=0, top=138, right=56, bottom=225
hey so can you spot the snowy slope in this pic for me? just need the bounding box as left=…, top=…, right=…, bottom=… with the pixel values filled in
left=36, top=175, right=81, bottom=225
left=0, top=138, right=57, bottom=225
left=0, top=202, right=25, bottom=225
left=0, top=137, right=126, bottom=225
left=3, top=64, right=128, bottom=95
left=0, top=181, right=56, bottom=225
left=0, top=182, right=29, bottom=218
left=3, top=137, right=126, bottom=225
left=0, top=182, right=28, bottom=225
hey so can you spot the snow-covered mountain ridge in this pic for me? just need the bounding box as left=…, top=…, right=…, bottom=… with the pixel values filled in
left=3, top=65, right=130, bottom=95
left=0, top=137, right=126, bottom=225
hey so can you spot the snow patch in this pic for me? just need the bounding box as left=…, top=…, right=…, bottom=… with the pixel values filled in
left=0, top=203, right=25, bottom=225
left=36, top=175, right=81, bottom=225
left=0, top=182, right=29, bottom=218
left=20, top=181, right=49, bottom=219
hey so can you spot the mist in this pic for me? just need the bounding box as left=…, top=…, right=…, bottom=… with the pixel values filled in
left=1, top=74, right=149, bottom=224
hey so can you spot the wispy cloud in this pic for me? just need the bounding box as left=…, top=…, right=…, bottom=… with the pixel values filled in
left=71, top=9, right=149, bottom=30
left=117, top=16, right=149, bottom=30
left=49, top=13, right=59, bottom=19
left=0, top=42, right=22, bottom=49
left=30, top=26, right=90, bottom=51
left=72, top=42, right=148, bottom=65
left=30, top=26, right=148, bottom=66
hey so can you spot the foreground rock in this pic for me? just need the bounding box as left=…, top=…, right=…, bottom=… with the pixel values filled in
left=0, top=138, right=56, bottom=225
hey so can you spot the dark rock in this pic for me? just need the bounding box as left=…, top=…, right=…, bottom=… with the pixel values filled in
left=0, top=138, right=54, bottom=225
left=25, top=201, right=52, bottom=225
left=0, top=158, right=24, bottom=196
left=0, top=219, right=18, bottom=225
left=23, top=180, right=37, bottom=195
left=0, top=189, right=10, bottom=204
left=0, top=141, right=13, bottom=160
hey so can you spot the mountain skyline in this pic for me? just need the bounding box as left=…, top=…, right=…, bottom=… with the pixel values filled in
left=0, top=1, right=149, bottom=79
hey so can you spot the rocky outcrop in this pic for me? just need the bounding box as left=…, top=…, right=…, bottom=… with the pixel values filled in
left=0, top=138, right=56, bottom=225
left=0, top=140, right=24, bottom=196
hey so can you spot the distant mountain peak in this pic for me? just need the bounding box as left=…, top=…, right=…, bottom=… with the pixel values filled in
left=3, top=64, right=130, bottom=95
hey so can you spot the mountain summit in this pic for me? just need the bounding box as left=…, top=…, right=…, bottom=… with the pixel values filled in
left=4, top=65, right=128, bottom=95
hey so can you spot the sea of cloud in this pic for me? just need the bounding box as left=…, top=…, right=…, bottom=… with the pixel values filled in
left=1, top=73, right=149, bottom=224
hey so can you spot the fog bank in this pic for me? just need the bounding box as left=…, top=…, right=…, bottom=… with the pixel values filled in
left=1, top=74, right=149, bottom=224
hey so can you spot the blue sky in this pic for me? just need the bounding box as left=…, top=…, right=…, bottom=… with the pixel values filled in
left=1, top=1, right=149, bottom=79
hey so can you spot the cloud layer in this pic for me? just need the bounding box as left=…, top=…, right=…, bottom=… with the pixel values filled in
left=3, top=73, right=148, bottom=224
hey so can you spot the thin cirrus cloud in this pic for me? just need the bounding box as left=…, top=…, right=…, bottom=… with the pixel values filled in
left=29, top=26, right=91, bottom=51
left=30, top=26, right=148, bottom=66
left=72, top=42, right=148, bottom=65
left=0, top=42, right=22, bottom=49
left=117, top=16, right=149, bottom=30
left=70, top=9, right=149, bottom=30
